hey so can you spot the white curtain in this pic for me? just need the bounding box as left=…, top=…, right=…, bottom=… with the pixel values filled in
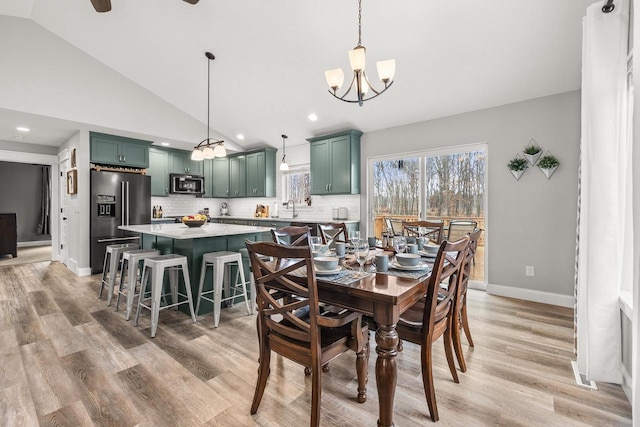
left=577, top=0, right=632, bottom=384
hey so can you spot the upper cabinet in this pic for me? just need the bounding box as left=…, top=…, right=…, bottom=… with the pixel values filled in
left=307, top=129, right=362, bottom=195
left=246, top=148, right=276, bottom=197
left=229, top=155, right=247, bottom=198
left=90, top=132, right=151, bottom=168
left=149, top=147, right=169, bottom=196
left=169, top=150, right=203, bottom=176
left=211, top=157, right=230, bottom=198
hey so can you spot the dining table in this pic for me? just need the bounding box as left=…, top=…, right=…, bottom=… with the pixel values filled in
left=300, top=250, right=435, bottom=427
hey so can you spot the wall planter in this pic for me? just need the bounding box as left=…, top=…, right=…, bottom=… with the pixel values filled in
left=537, top=152, right=559, bottom=179
left=523, top=139, right=542, bottom=166
left=507, top=156, right=528, bottom=181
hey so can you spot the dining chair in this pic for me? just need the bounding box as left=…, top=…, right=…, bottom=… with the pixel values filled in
left=245, top=241, right=369, bottom=427
left=271, top=225, right=312, bottom=246
left=318, top=222, right=349, bottom=247
left=450, top=228, right=482, bottom=372
left=396, top=236, right=469, bottom=422
left=384, top=217, right=404, bottom=237
left=446, top=220, right=478, bottom=242
left=402, top=220, right=444, bottom=244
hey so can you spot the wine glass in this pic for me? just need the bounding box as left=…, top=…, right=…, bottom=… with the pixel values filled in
left=393, top=236, right=407, bottom=254
left=350, top=230, right=361, bottom=246
left=355, top=240, right=370, bottom=276
left=310, top=236, right=322, bottom=254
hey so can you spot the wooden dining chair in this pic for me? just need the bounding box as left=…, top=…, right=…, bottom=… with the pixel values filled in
left=396, top=236, right=469, bottom=422
left=402, top=220, right=444, bottom=244
left=317, top=222, right=349, bottom=246
left=245, top=241, right=369, bottom=427
left=271, top=225, right=312, bottom=246
left=450, top=228, right=482, bottom=372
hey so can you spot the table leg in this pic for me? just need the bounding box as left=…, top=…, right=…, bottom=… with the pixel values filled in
left=375, top=323, right=398, bottom=427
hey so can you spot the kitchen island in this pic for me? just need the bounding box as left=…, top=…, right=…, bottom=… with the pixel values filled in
left=119, top=222, right=273, bottom=315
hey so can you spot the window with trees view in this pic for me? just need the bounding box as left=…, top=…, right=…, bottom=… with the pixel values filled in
left=370, top=145, right=486, bottom=282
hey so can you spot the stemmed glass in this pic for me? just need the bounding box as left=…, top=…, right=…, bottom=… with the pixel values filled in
left=393, top=236, right=407, bottom=254
left=351, top=230, right=361, bottom=246
left=355, top=240, right=370, bottom=277
left=310, top=236, right=322, bottom=254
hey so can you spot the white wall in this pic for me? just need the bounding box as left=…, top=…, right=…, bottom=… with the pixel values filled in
left=361, top=91, right=580, bottom=303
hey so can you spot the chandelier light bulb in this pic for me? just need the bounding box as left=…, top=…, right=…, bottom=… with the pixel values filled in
left=202, top=146, right=215, bottom=159
left=377, top=59, right=396, bottom=84
left=325, top=68, right=345, bottom=92
left=191, top=149, right=204, bottom=161
left=213, top=142, right=226, bottom=157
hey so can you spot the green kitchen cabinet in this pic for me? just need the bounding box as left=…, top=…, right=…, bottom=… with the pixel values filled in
left=246, top=148, right=276, bottom=197
left=169, top=150, right=203, bottom=176
left=149, top=147, right=170, bottom=196
left=229, top=155, right=246, bottom=198
left=90, top=132, right=151, bottom=168
left=307, top=129, right=362, bottom=195
left=211, top=157, right=230, bottom=198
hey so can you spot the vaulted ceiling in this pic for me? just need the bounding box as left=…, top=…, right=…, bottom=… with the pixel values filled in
left=0, top=0, right=595, bottom=151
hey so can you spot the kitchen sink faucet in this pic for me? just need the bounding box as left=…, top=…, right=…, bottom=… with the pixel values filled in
left=287, top=199, right=299, bottom=218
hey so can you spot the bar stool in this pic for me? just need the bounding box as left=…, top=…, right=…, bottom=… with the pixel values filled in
left=134, top=254, right=197, bottom=338
left=115, top=248, right=160, bottom=320
left=99, top=242, right=139, bottom=306
left=239, top=247, right=257, bottom=313
left=196, top=251, right=251, bottom=328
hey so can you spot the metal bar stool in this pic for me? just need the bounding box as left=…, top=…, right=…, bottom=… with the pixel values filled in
left=196, top=251, right=251, bottom=328
left=134, top=254, right=197, bottom=338
left=115, top=248, right=160, bottom=320
left=99, top=242, right=139, bottom=305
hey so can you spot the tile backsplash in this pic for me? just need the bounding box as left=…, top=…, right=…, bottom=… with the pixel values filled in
left=151, top=194, right=360, bottom=221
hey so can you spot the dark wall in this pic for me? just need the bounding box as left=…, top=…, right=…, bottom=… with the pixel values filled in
left=0, top=161, right=50, bottom=242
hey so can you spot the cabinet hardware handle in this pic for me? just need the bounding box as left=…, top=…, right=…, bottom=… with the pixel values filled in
left=123, top=156, right=126, bottom=162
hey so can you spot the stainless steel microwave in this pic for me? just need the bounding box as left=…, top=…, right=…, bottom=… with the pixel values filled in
left=170, top=173, right=205, bottom=194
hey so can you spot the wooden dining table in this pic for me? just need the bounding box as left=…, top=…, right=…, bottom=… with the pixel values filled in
left=313, top=258, right=432, bottom=427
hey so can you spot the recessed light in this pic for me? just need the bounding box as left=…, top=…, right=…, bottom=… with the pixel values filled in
left=16, top=126, right=30, bottom=132
left=160, top=142, right=170, bottom=146
left=236, top=134, right=245, bottom=140
left=308, top=113, right=318, bottom=122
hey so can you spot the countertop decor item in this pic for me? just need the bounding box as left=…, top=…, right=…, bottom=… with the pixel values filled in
left=324, top=0, right=395, bottom=106
left=507, top=155, right=528, bottom=181
left=537, top=152, right=560, bottom=179
left=191, top=52, right=226, bottom=161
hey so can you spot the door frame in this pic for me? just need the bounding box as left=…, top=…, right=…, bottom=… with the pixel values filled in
left=0, top=149, right=59, bottom=261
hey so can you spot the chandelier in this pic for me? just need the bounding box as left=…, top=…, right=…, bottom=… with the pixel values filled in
left=192, top=51, right=226, bottom=161
left=324, top=0, right=395, bottom=106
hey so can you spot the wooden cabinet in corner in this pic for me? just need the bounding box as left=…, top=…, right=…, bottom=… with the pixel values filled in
left=90, top=132, right=152, bottom=168
left=307, top=129, right=362, bottom=195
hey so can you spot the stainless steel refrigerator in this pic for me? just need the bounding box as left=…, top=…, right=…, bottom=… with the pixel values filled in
left=90, top=170, right=151, bottom=274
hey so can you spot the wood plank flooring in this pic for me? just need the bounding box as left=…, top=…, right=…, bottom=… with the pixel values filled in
left=0, top=261, right=632, bottom=426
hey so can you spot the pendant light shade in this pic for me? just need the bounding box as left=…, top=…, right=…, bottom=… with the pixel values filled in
left=192, top=51, right=227, bottom=160
left=280, top=134, right=289, bottom=171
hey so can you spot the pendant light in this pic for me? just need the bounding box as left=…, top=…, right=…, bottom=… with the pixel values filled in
left=280, top=134, right=289, bottom=171
left=324, top=0, right=395, bottom=106
left=192, top=51, right=226, bottom=160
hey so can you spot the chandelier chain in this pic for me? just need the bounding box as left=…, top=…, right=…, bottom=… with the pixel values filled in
left=207, top=56, right=211, bottom=141
left=357, top=0, right=362, bottom=46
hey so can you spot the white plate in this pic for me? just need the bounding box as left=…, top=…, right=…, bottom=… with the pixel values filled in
left=390, top=261, right=430, bottom=271
left=315, top=266, right=343, bottom=275
left=418, top=250, right=437, bottom=258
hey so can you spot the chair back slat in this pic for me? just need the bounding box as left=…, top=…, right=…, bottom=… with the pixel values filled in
left=402, top=220, right=444, bottom=244
left=447, top=220, right=478, bottom=242
left=271, top=225, right=312, bottom=246
left=318, top=223, right=349, bottom=246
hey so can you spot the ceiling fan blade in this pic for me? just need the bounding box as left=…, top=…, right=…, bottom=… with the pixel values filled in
left=90, top=0, right=112, bottom=12
left=182, top=0, right=200, bottom=4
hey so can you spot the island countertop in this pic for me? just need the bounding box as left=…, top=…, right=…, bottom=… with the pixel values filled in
left=119, top=222, right=274, bottom=240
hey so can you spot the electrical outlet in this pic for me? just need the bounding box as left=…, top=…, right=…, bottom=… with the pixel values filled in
left=525, top=266, right=535, bottom=277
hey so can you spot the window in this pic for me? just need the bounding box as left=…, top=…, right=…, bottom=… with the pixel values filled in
left=282, top=164, right=311, bottom=205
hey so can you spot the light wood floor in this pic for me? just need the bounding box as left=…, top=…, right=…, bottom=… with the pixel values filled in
left=0, top=261, right=632, bottom=426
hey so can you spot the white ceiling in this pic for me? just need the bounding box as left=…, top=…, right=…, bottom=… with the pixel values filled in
left=0, top=0, right=595, bottom=151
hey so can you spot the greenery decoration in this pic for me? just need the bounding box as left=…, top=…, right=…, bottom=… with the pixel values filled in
left=508, top=157, right=528, bottom=171
left=538, top=154, right=559, bottom=169
left=523, top=143, right=542, bottom=155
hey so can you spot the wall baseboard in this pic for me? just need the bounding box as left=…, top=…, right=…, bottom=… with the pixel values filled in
left=621, top=364, right=632, bottom=403
left=486, top=283, right=574, bottom=308
left=18, top=240, right=51, bottom=248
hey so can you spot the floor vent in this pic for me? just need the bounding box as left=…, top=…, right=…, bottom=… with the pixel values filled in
left=571, top=360, right=598, bottom=390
